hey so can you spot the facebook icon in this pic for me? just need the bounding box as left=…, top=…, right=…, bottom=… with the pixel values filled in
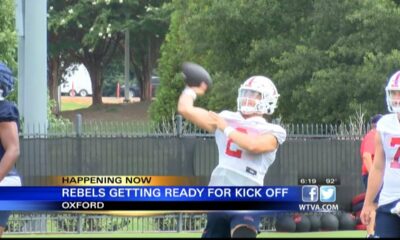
left=302, top=185, right=319, bottom=202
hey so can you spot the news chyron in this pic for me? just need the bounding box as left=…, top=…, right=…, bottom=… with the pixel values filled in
left=53, top=176, right=341, bottom=212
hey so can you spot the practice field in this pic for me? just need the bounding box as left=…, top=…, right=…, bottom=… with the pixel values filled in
left=61, top=96, right=138, bottom=111
left=59, top=96, right=150, bottom=122
left=61, top=101, right=91, bottom=111
left=4, top=230, right=367, bottom=238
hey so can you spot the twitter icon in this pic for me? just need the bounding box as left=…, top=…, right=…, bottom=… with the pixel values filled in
left=320, top=186, right=336, bottom=202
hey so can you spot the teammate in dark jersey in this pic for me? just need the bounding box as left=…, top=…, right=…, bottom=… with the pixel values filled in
left=0, top=62, right=21, bottom=237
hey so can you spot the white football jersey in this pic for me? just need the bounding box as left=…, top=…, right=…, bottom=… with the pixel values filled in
left=208, top=111, right=286, bottom=186
left=0, top=176, right=21, bottom=186
left=377, top=113, right=400, bottom=206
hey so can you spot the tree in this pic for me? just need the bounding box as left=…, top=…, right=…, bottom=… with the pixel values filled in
left=102, top=56, right=124, bottom=97
left=151, top=0, right=314, bottom=122
left=48, top=1, right=77, bottom=113
left=273, top=0, right=400, bottom=122
left=0, top=0, right=16, bottom=68
left=152, top=0, right=400, bottom=124
left=48, top=0, right=171, bottom=105
left=149, top=0, right=203, bottom=123
left=48, top=0, right=124, bottom=105
left=0, top=0, right=17, bottom=102
left=126, top=0, right=171, bottom=101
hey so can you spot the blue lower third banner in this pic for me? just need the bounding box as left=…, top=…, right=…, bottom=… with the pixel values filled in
left=0, top=186, right=326, bottom=211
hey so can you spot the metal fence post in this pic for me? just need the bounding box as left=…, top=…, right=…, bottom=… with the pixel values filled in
left=176, top=114, right=183, bottom=137
left=77, top=214, right=83, bottom=234
left=176, top=115, right=184, bottom=232
left=75, top=114, right=82, bottom=137
left=75, top=114, right=83, bottom=234
left=177, top=213, right=183, bottom=233
left=74, top=114, right=83, bottom=174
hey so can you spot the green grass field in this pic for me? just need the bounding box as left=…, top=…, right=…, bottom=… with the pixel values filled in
left=61, top=102, right=91, bottom=111
left=4, top=230, right=367, bottom=238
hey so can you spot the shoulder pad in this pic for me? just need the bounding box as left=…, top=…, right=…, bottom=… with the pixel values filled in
left=0, top=101, right=19, bottom=122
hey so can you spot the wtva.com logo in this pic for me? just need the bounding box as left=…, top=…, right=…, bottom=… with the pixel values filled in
left=302, top=185, right=336, bottom=203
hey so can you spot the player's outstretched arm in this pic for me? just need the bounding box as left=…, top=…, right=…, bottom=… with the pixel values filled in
left=177, top=62, right=216, bottom=133
left=230, top=131, right=278, bottom=154
left=208, top=111, right=280, bottom=154
left=177, top=84, right=216, bottom=133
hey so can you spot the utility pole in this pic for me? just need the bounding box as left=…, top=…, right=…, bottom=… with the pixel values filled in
left=16, top=0, right=48, bottom=135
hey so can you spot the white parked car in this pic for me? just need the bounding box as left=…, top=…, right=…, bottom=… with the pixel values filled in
left=60, top=64, right=93, bottom=97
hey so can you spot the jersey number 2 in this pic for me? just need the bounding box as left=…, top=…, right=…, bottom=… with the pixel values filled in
left=225, top=128, right=247, bottom=159
left=390, top=137, right=400, bottom=169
